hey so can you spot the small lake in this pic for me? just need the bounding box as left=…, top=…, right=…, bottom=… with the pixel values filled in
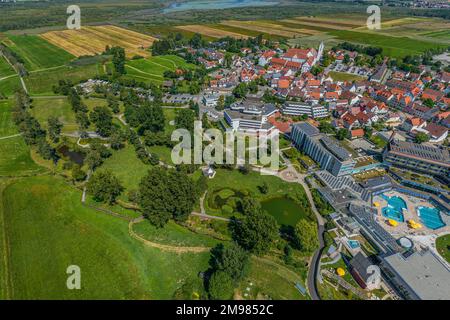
left=164, top=0, right=279, bottom=13
left=261, top=197, right=310, bottom=227
left=58, top=146, right=85, bottom=165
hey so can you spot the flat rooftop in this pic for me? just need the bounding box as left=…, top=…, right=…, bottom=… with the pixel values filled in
left=388, top=140, right=450, bottom=167
left=384, top=250, right=450, bottom=300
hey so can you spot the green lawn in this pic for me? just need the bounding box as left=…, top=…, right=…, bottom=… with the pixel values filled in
left=0, top=175, right=211, bottom=299
left=4, top=35, right=75, bottom=71
left=102, top=144, right=151, bottom=196
left=436, top=235, right=450, bottom=264
left=328, top=71, right=365, bottom=82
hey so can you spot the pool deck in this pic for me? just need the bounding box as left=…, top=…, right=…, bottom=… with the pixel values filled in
left=373, top=191, right=450, bottom=237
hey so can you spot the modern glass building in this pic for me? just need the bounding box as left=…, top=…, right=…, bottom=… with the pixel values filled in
left=291, top=122, right=356, bottom=176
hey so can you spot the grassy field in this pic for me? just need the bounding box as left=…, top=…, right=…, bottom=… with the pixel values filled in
left=0, top=175, right=211, bottom=299
left=102, top=144, right=151, bottom=197
left=41, top=26, right=156, bottom=59
left=30, top=96, right=107, bottom=132
left=125, top=55, right=195, bottom=84
left=0, top=56, right=16, bottom=78
left=133, top=220, right=220, bottom=248
left=0, top=75, right=21, bottom=97
left=204, top=169, right=312, bottom=219
left=436, top=234, right=450, bottom=264
left=25, top=63, right=106, bottom=95
left=0, top=100, right=45, bottom=177
left=328, top=71, right=366, bottom=82
left=2, top=35, right=75, bottom=71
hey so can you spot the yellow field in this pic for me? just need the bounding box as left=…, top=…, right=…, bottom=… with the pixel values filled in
left=176, top=25, right=249, bottom=39
left=40, top=25, right=156, bottom=58
left=220, top=20, right=318, bottom=38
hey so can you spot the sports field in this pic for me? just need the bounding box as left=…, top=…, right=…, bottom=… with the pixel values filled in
left=40, top=26, right=157, bottom=59
left=2, top=35, right=75, bottom=71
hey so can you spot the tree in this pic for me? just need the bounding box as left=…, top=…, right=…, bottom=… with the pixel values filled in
left=175, top=109, right=196, bottom=132
left=208, top=271, right=234, bottom=300
left=294, top=219, right=319, bottom=253
left=232, top=206, right=279, bottom=255
left=110, top=131, right=125, bottom=150
left=71, top=165, right=87, bottom=182
left=111, top=47, right=126, bottom=75
left=85, top=150, right=103, bottom=170
left=90, top=106, right=113, bottom=137
left=138, top=167, right=198, bottom=227
left=414, top=132, right=430, bottom=144
left=232, top=83, right=248, bottom=98
left=76, top=111, right=90, bottom=131
left=47, top=116, right=63, bottom=143
left=336, top=128, right=349, bottom=141
left=240, top=196, right=261, bottom=215
left=318, top=121, right=335, bottom=134
left=259, top=181, right=269, bottom=194
left=87, top=170, right=124, bottom=204
left=209, top=243, right=250, bottom=283
left=216, top=95, right=225, bottom=111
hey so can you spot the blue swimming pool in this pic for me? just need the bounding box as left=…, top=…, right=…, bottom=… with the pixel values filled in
left=417, top=207, right=446, bottom=230
left=381, top=195, right=406, bottom=222
left=348, top=240, right=360, bottom=249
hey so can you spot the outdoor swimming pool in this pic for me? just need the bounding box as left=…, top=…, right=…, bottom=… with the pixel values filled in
left=417, top=207, right=446, bottom=230
left=381, top=195, right=406, bottom=222
left=347, top=240, right=360, bottom=249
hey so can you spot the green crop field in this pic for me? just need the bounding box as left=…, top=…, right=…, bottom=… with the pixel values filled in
left=328, top=30, right=447, bottom=58
left=0, top=75, right=21, bottom=97
left=3, top=35, right=75, bottom=71
left=0, top=175, right=211, bottom=299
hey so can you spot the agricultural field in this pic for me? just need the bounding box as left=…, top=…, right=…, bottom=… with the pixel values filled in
left=0, top=175, right=211, bottom=299
left=173, top=15, right=448, bottom=59
left=176, top=25, right=249, bottom=39
left=40, top=25, right=157, bottom=59
left=2, top=35, right=75, bottom=71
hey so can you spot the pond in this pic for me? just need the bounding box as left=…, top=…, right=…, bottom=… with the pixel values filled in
left=261, top=197, right=310, bottom=227
left=58, top=146, right=85, bottom=165
left=164, top=0, right=279, bottom=13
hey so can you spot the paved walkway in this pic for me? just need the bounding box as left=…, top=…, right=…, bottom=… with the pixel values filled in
left=0, top=133, right=22, bottom=141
